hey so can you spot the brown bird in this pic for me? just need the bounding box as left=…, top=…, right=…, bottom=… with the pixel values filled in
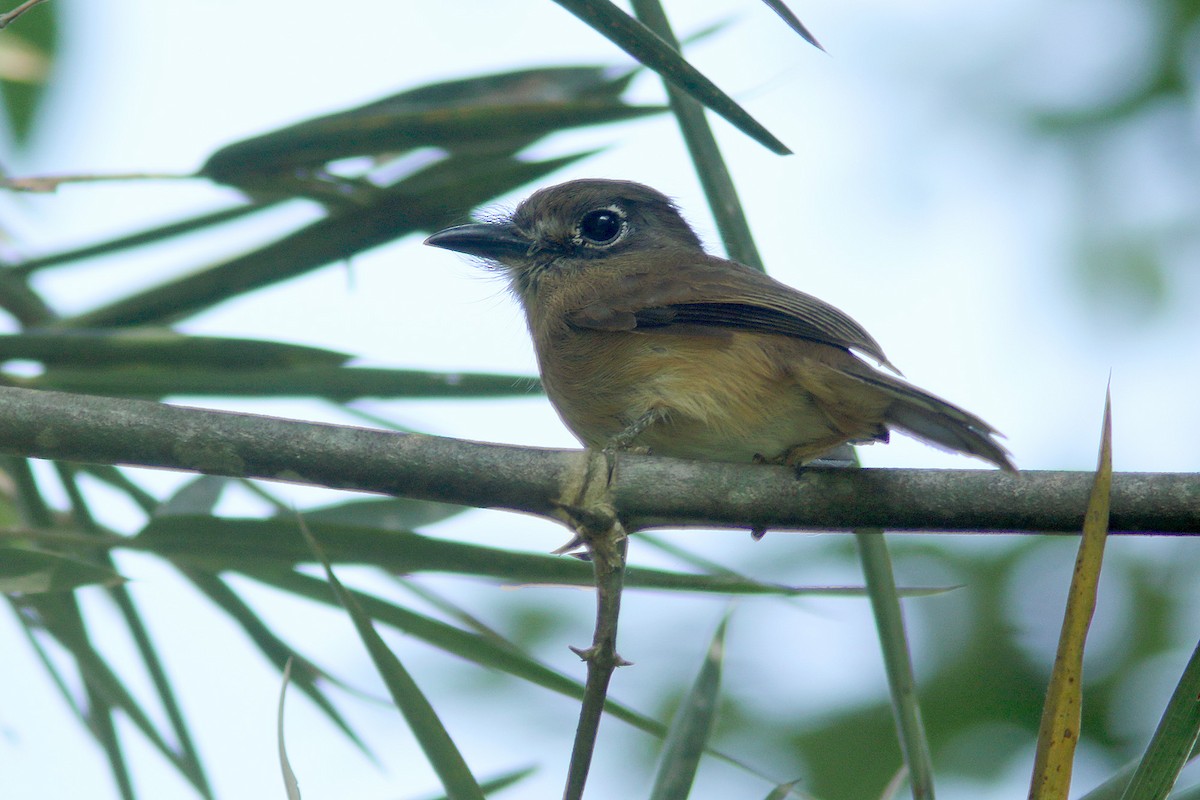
left=425, top=179, right=1015, bottom=472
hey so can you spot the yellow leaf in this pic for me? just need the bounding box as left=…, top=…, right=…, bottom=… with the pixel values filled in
left=1028, top=386, right=1112, bottom=799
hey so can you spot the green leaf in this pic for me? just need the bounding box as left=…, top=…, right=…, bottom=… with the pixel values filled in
left=758, top=0, right=824, bottom=50
left=0, top=330, right=350, bottom=368
left=12, top=201, right=274, bottom=275
left=300, top=518, right=486, bottom=800
left=258, top=566, right=785, bottom=791
left=299, top=497, right=470, bottom=530
left=107, top=582, right=214, bottom=797
left=0, top=268, right=56, bottom=326
left=154, top=475, right=231, bottom=517
left=181, top=568, right=374, bottom=761
left=277, top=659, right=301, bottom=800
left=855, top=531, right=936, bottom=800
left=86, top=682, right=136, bottom=800
left=629, top=0, right=764, bottom=269
left=762, top=779, right=823, bottom=800
left=552, top=0, right=791, bottom=154
left=200, top=65, right=650, bottom=186
left=134, top=515, right=875, bottom=597
left=0, top=0, right=56, bottom=147
left=1118, top=638, right=1200, bottom=800
left=0, top=545, right=125, bottom=593
left=19, top=365, right=540, bottom=400
left=18, top=591, right=207, bottom=795
left=54, top=152, right=590, bottom=328
left=649, top=616, right=727, bottom=800
left=246, top=567, right=669, bottom=739
left=423, top=765, right=538, bottom=800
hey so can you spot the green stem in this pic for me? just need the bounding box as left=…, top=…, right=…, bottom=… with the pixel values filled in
left=629, top=0, right=765, bottom=270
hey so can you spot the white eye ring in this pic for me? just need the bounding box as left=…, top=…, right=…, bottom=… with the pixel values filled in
left=574, top=205, right=628, bottom=247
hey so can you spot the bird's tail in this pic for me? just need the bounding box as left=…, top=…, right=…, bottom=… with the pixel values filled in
left=857, top=372, right=1017, bottom=472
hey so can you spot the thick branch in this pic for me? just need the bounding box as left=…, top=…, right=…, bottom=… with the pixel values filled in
left=0, top=386, right=1195, bottom=534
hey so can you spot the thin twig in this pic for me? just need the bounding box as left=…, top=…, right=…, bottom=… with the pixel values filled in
left=558, top=452, right=632, bottom=799
left=0, top=0, right=47, bottom=29
left=563, top=529, right=629, bottom=799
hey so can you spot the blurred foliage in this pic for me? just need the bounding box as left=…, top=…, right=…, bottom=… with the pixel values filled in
left=0, top=0, right=55, bottom=148
left=1027, top=0, right=1200, bottom=318
left=0, top=3, right=1195, bottom=800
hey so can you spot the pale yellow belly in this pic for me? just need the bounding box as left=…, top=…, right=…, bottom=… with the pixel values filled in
left=538, top=329, right=890, bottom=464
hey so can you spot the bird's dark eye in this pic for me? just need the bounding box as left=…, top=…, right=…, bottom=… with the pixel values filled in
left=576, top=206, right=627, bottom=247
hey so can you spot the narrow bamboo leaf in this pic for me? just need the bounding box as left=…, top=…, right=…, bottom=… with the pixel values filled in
left=61, top=628, right=193, bottom=775
left=22, top=592, right=203, bottom=793
left=277, top=658, right=302, bottom=800
left=299, top=497, right=470, bottom=531
left=247, top=568, right=668, bottom=738
left=0, top=264, right=56, bottom=325
left=394, top=575, right=513, bottom=642
left=3, top=454, right=54, bottom=527
left=52, top=462, right=213, bottom=796
left=136, top=515, right=885, bottom=597
left=0, top=0, right=55, bottom=146
left=204, top=102, right=654, bottom=187
left=246, top=568, right=776, bottom=783
left=424, top=765, right=538, bottom=799
left=763, top=780, right=824, bottom=799
left=649, top=616, right=727, bottom=800
left=201, top=65, right=643, bottom=183
left=54, top=152, right=588, bottom=328
left=855, top=531, right=936, bottom=800
left=630, top=0, right=764, bottom=268
left=0, top=330, right=350, bottom=368
left=12, top=202, right=273, bottom=275
left=764, top=782, right=798, bottom=800
left=300, top=521, right=486, bottom=800
left=1118, top=638, right=1200, bottom=800
left=11, top=604, right=137, bottom=796
left=154, top=475, right=231, bottom=517
left=759, top=0, right=824, bottom=50
left=20, top=365, right=540, bottom=400
left=639, top=532, right=871, bottom=596
left=1030, top=388, right=1113, bottom=800
left=0, top=484, right=22, bottom=528
left=0, top=545, right=125, bottom=593
left=78, top=464, right=159, bottom=513
left=181, top=567, right=374, bottom=759
left=86, top=682, right=136, bottom=800
left=12, top=599, right=87, bottom=720
left=552, top=0, right=791, bottom=154
left=106, top=583, right=214, bottom=798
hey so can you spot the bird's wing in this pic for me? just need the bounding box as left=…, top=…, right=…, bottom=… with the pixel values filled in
left=565, top=256, right=898, bottom=371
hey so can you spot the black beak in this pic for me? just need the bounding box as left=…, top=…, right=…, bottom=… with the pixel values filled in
left=424, top=222, right=531, bottom=260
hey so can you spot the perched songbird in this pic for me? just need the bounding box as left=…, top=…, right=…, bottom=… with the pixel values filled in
left=425, top=179, right=1015, bottom=472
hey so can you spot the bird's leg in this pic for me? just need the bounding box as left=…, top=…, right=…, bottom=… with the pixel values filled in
left=550, top=449, right=615, bottom=555
left=603, top=407, right=668, bottom=455
left=551, top=409, right=665, bottom=554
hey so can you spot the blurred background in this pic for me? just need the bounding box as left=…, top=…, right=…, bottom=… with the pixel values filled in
left=0, top=1, right=1197, bottom=798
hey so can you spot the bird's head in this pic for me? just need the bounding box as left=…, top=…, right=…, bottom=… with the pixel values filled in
left=424, top=179, right=703, bottom=299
